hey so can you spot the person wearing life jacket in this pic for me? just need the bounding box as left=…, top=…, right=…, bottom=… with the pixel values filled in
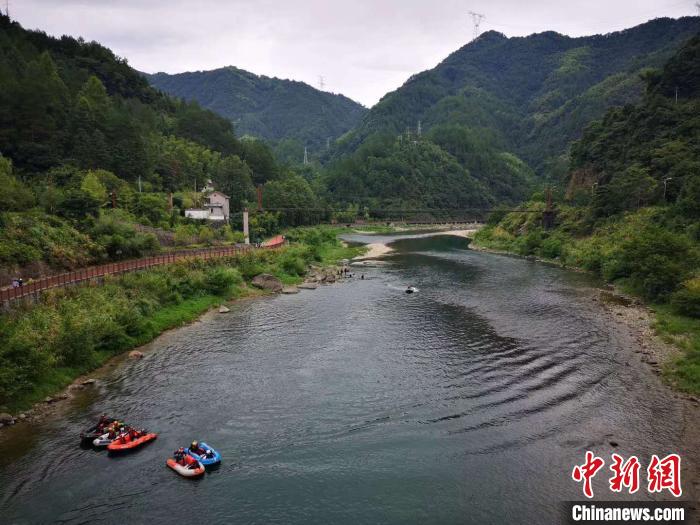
left=174, top=447, right=186, bottom=464
left=190, top=441, right=206, bottom=456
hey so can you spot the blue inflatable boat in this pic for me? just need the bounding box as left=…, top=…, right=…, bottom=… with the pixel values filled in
left=185, top=442, right=221, bottom=466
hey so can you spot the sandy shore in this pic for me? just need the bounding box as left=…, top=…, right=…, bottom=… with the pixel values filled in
left=353, top=243, right=394, bottom=260
left=352, top=229, right=479, bottom=261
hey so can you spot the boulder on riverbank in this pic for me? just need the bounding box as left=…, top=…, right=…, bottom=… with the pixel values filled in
left=251, top=273, right=283, bottom=292
left=129, top=350, right=144, bottom=359
left=298, top=282, right=318, bottom=290
left=0, top=413, right=14, bottom=425
left=281, top=286, right=299, bottom=294
left=218, top=305, right=230, bottom=313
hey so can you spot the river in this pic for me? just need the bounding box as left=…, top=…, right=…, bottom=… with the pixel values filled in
left=0, top=233, right=693, bottom=524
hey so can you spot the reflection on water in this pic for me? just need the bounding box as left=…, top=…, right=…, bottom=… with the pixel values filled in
left=0, top=234, right=687, bottom=524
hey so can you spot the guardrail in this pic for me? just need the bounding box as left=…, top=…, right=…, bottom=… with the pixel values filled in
left=1, top=238, right=286, bottom=305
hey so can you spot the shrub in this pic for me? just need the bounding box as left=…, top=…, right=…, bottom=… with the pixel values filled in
left=204, top=267, right=242, bottom=294
left=601, top=224, right=694, bottom=301
left=671, top=277, right=700, bottom=318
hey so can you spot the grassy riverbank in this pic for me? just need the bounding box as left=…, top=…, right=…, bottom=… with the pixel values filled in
left=0, top=227, right=362, bottom=412
left=472, top=206, right=700, bottom=395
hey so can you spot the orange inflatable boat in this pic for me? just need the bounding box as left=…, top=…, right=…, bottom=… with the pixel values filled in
left=166, top=454, right=205, bottom=478
left=107, top=430, right=157, bottom=452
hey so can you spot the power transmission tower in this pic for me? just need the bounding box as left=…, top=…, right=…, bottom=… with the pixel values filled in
left=318, top=75, right=325, bottom=90
left=468, top=11, right=485, bottom=40
left=417, top=120, right=422, bottom=137
left=303, top=146, right=309, bottom=165
left=696, top=2, right=700, bottom=15
left=5, top=0, right=9, bottom=18
left=326, top=137, right=330, bottom=150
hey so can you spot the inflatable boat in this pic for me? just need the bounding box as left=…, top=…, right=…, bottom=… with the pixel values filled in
left=80, top=417, right=117, bottom=443
left=167, top=454, right=205, bottom=478
left=185, top=442, right=221, bottom=466
left=93, top=432, right=118, bottom=448
left=107, top=430, right=157, bottom=452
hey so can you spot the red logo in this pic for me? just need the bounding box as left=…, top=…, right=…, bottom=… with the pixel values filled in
left=647, top=454, right=682, bottom=497
left=609, top=454, right=640, bottom=494
left=572, top=452, right=682, bottom=498
left=572, top=451, right=605, bottom=498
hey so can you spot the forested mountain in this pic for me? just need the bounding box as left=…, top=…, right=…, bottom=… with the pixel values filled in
left=569, top=32, right=700, bottom=219
left=336, top=17, right=700, bottom=177
left=146, top=67, right=367, bottom=152
left=0, top=13, right=326, bottom=279
left=476, top=32, right=700, bottom=329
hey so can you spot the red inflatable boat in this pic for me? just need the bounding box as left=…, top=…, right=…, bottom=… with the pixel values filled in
left=107, top=430, right=157, bottom=452
left=166, top=454, right=205, bottom=478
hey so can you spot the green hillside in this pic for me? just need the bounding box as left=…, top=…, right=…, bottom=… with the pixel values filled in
left=337, top=17, right=700, bottom=176
left=0, top=14, right=327, bottom=279
left=146, top=67, right=367, bottom=153
left=474, top=33, right=700, bottom=392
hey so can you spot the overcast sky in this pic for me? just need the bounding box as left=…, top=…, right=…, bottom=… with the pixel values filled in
left=10, top=0, right=699, bottom=106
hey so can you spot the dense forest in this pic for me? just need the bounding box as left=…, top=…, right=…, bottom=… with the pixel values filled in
left=474, top=33, right=700, bottom=390
left=0, top=13, right=329, bottom=280
left=334, top=17, right=700, bottom=178
left=146, top=67, right=367, bottom=154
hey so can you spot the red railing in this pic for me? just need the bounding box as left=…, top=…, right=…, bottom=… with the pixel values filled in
left=1, top=238, right=286, bottom=304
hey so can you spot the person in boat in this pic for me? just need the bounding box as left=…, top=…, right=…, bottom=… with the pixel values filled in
left=96, top=414, right=110, bottom=432
left=174, top=447, right=186, bottom=464
left=190, top=440, right=208, bottom=456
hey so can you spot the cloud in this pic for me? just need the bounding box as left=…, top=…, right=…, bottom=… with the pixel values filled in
left=11, top=0, right=695, bottom=106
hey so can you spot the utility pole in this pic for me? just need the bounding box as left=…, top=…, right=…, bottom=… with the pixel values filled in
left=468, top=11, right=485, bottom=40
left=243, top=208, right=250, bottom=245
left=256, top=185, right=263, bottom=211
left=138, top=174, right=142, bottom=193
left=326, top=137, right=330, bottom=150
left=675, top=86, right=678, bottom=104
left=417, top=120, right=422, bottom=137
left=303, top=146, right=309, bottom=165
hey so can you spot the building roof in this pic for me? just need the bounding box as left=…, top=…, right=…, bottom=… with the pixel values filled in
left=207, top=191, right=230, bottom=199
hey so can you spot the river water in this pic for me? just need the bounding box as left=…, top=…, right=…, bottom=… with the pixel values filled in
left=0, top=234, right=692, bottom=524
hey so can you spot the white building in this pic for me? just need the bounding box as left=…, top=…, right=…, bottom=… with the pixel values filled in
left=185, top=182, right=230, bottom=222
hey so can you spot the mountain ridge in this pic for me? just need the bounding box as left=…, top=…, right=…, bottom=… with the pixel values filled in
left=146, top=66, right=367, bottom=151
left=336, top=16, right=700, bottom=175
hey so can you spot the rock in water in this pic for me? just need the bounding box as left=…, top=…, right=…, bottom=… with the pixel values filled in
left=281, top=286, right=299, bottom=294
left=129, top=350, right=144, bottom=359
left=0, top=413, right=14, bottom=425
left=218, top=305, right=231, bottom=313
left=251, top=273, right=283, bottom=292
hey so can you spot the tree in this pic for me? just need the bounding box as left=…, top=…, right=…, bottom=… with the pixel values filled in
left=263, top=174, right=319, bottom=225
left=0, top=154, right=35, bottom=211
left=80, top=171, right=109, bottom=204
left=212, top=155, right=255, bottom=211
